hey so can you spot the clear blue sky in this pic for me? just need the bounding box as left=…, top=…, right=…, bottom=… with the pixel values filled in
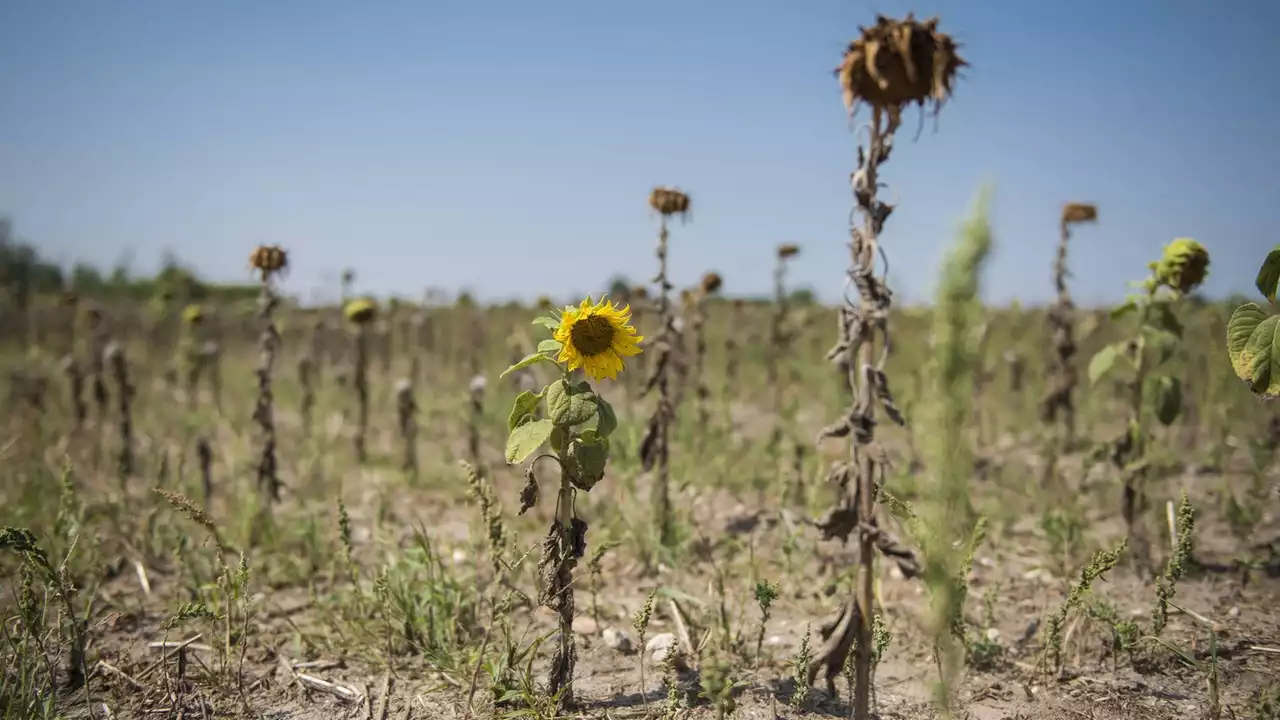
left=1, top=0, right=1275, bottom=306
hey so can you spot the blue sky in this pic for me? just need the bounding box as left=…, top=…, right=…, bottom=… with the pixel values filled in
left=1, top=0, right=1275, bottom=306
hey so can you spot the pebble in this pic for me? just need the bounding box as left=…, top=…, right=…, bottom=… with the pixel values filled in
left=645, top=633, right=678, bottom=663
left=603, top=627, right=633, bottom=653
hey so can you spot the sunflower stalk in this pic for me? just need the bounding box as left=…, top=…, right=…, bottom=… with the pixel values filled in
left=808, top=15, right=963, bottom=716
left=344, top=299, right=377, bottom=464
left=640, top=187, right=689, bottom=549
left=502, top=296, right=641, bottom=711
left=248, top=246, right=287, bottom=507
left=1090, top=238, right=1208, bottom=568
left=770, top=245, right=800, bottom=498
left=1040, top=203, right=1096, bottom=486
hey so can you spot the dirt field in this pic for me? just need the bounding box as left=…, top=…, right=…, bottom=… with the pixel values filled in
left=2, top=295, right=1278, bottom=720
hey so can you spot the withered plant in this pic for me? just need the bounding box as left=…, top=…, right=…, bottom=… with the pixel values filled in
left=769, top=243, right=801, bottom=494
left=105, top=341, right=134, bottom=488
left=395, top=378, right=418, bottom=479
left=344, top=298, right=377, bottom=464
left=640, top=186, right=690, bottom=549
left=84, top=305, right=110, bottom=466
left=691, top=271, right=722, bottom=435
left=248, top=245, right=288, bottom=505
left=1041, top=202, right=1097, bottom=480
left=809, top=13, right=964, bottom=717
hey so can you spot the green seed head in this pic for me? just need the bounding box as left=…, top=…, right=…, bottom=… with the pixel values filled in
left=1154, top=237, right=1210, bottom=294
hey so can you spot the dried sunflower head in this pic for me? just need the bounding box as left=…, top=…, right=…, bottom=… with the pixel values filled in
left=649, top=187, right=692, bottom=217
left=344, top=298, right=378, bottom=325
left=1061, top=203, right=1098, bottom=226
left=777, top=243, right=801, bottom=259
left=700, top=271, right=723, bottom=295
left=1154, top=238, right=1210, bottom=295
left=248, top=245, right=289, bottom=279
left=837, top=13, right=966, bottom=118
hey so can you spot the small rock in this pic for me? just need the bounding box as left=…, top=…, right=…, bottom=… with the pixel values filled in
left=765, top=635, right=784, bottom=646
left=1227, top=606, right=1241, bottom=618
left=646, top=633, right=678, bottom=663
left=985, top=627, right=1001, bottom=642
left=451, top=549, right=467, bottom=564
left=572, top=616, right=599, bottom=636
left=603, top=627, right=633, bottom=653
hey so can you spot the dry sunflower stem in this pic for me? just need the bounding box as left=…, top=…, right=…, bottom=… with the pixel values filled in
left=808, top=14, right=962, bottom=719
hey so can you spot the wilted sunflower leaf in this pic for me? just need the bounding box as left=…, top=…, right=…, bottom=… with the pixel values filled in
left=567, top=436, right=608, bottom=491
left=508, top=390, right=542, bottom=431
left=506, top=419, right=554, bottom=465
left=1227, top=304, right=1280, bottom=399
left=545, top=379, right=598, bottom=427
left=500, top=352, right=554, bottom=379
left=1255, top=245, right=1280, bottom=304
left=594, top=396, right=618, bottom=437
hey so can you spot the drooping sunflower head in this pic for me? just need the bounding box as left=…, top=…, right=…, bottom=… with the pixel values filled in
left=837, top=13, right=966, bottom=118
left=700, top=271, right=723, bottom=295
left=1154, top=238, right=1210, bottom=295
left=182, top=304, right=205, bottom=326
left=648, top=187, right=691, bottom=218
left=777, top=243, right=801, bottom=259
left=553, top=297, right=644, bottom=382
left=248, top=245, right=289, bottom=280
left=1060, top=202, right=1098, bottom=226
left=344, top=298, right=378, bottom=325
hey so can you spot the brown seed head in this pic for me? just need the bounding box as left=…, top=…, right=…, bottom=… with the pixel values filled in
left=1061, top=202, right=1098, bottom=226
left=248, top=245, right=289, bottom=279
left=777, top=243, right=801, bottom=259
left=648, top=187, right=691, bottom=217
left=837, top=13, right=966, bottom=117
left=700, top=271, right=723, bottom=295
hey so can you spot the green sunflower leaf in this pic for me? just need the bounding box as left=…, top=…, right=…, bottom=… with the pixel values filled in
left=1088, top=342, right=1124, bottom=384
left=545, top=379, right=599, bottom=427
left=566, top=434, right=608, bottom=491
left=1255, top=246, right=1280, bottom=304
left=533, top=316, right=560, bottom=331
left=537, top=338, right=563, bottom=355
left=1227, top=304, right=1280, bottom=399
left=1146, top=375, right=1182, bottom=426
left=594, top=396, right=618, bottom=438
left=500, top=352, right=554, bottom=379
left=505, top=419, right=554, bottom=465
left=508, top=390, right=543, bottom=431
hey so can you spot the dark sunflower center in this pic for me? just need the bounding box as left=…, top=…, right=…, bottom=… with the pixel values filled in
left=569, top=315, right=615, bottom=357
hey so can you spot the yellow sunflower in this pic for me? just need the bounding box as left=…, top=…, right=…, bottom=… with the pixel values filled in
left=554, top=297, right=644, bottom=381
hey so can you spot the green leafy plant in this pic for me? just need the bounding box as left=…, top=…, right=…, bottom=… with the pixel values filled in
left=1090, top=237, right=1209, bottom=560
left=1226, top=244, right=1280, bottom=399
left=500, top=296, right=640, bottom=710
